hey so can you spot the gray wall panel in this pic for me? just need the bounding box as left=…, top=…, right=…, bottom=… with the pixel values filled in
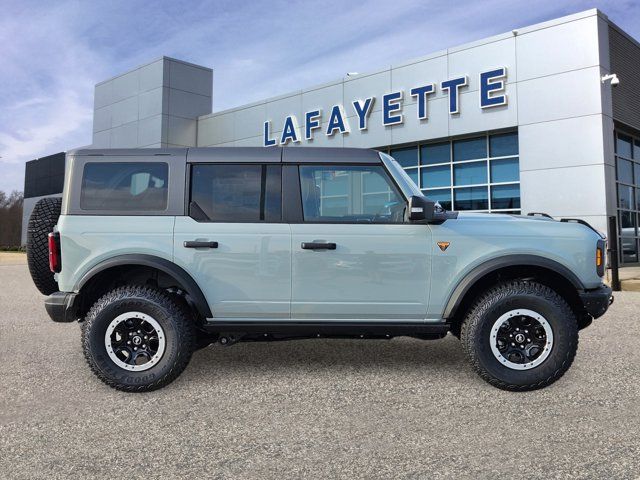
left=610, top=25, right=640, bottom=131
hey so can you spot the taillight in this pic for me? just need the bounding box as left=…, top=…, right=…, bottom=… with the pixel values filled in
left=596, top=240, right=605, bottom=277
left=48, top=232, right=61, bottom=273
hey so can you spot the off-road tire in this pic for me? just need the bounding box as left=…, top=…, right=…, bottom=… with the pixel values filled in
left=460, top=281, right=578, bottom=391
left=82, top=285, right=196, bottom=392
left=26, top=197, right=62, bottom=295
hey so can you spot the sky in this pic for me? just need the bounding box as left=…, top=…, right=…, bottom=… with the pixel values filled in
left=0, top=0, right=639, bottom=194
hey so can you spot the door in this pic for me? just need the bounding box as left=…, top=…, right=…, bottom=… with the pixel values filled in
left=290, top=163, right=432, bottom=321
left=173, top=163, right=291, bottom=320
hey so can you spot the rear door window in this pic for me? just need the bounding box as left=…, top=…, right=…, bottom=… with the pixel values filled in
left=189, top=164, right=281, bottom=222
left=80, top=162, right=168, bottom=211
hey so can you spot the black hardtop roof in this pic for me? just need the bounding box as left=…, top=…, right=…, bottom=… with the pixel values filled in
left=68, top=147, right=382, bottom=164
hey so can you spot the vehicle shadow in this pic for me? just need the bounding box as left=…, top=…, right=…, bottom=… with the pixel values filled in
left=186, top=334, right=468, bottom=377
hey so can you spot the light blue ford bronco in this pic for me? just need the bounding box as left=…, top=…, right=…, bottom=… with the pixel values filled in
left=26, top=147, right=612, bottom=392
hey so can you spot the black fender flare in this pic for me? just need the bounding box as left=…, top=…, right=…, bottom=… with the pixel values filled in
left=443, top=254, right=585, bottom=319
left=76, top=254, right=213, bottom=318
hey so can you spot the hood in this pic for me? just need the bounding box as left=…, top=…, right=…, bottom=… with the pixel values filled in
left=450, top=212, right=605, bottom=239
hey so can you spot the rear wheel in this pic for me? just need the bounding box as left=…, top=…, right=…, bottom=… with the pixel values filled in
left=82, top=285, right=196, bottom=392
left=461, top=281, right=578, bottom=391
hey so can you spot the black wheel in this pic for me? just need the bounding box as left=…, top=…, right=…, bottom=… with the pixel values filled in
left=26, top=197, right=62, bottom=295
left=82, top=286, right=196, bottom=392
left=460, top=281, right=578, bottom=391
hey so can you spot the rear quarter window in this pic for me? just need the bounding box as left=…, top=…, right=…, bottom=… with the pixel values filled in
left=80, top=162, right=168, bottom=211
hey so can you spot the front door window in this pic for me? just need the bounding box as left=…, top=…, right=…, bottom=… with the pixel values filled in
left=298, top=165, right=405, bottom=223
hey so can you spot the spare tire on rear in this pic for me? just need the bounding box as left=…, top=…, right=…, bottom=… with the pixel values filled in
left=27, top=197, right=62, bottom=295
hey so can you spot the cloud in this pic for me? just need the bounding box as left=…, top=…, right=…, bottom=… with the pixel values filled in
left=0, top=0, right=638, bottom=193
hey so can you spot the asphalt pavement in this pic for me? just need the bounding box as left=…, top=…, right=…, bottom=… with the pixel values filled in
left=1, top=257, right=639, bottom=479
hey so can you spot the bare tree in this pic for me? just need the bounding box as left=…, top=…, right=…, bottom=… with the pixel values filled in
left=0, top=190, right=24, bottom=247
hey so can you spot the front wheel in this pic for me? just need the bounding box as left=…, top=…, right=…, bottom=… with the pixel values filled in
left=460, top=281, right=578, bottom=391
left=82, top=286, right=196, bottom=392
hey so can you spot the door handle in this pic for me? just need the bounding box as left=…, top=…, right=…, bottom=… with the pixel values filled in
left=301, top=242, right=336, bottom=250
left=184, top=241, right=218, bottom=248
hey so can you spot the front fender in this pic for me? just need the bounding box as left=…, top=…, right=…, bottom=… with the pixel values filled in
left=441, top=254, right=585, bottom=319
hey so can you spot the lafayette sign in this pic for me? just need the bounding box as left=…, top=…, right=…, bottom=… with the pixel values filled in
left=263, top=67, right=508, bottom=147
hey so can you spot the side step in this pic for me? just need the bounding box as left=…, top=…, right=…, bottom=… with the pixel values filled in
left=201, top=321, right=450, bottom=344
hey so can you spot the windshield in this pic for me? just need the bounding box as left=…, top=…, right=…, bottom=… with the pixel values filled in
left=379, top=152, right=422, bottom=198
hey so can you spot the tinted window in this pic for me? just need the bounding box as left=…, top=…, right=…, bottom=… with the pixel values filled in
left=299, top=165, right=404, bottom=223
left=422, top=165, right=450, bottom=188
left=617, top=134, right=633, bottom=158
left=190, top=164, right=281, bottom=222
left=491, top=158, right=519, bottom=183
left=454, top=161, right=487, bottom=186
left=421, top=142, right=450, bottom=165
left=390, top=147, right=419, bottom=168
left=454, top=186, right=488, bottom=210
left=80, top=162, right=168, bottom=211
left=489, top=132, right=518, bottom=157
left=453, top=137, right=487, bottom=161
left=423, top=188, right=452, bottom=210
left=617, top=158, right=633, bottom=184
left=491, top=184, right=521, bottom=209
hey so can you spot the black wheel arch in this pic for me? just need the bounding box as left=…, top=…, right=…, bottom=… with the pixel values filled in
left=445, top=255, right=586, bottom=329
left=75, top=254, right=212, bottom=320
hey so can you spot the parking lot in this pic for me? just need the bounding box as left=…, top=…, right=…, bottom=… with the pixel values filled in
left=1, top=256, right=639, bottom=479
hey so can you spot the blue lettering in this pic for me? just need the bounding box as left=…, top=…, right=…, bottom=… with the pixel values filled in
left=441, top=76, right=468, bottom=114
left=326, top=105, right=350, bottom=136
left=480, top=67, right=507, bottom=108
left=263, top=121, right=277, bottom=147
left=410, top=84, right=435, bottom=120
left=382, top=92, right=403, bottom=125
left=352, top=97, right=375, bottom=130
left=280, top=115, right=300, bottom=144
left=305, top=110, right=322, bottom=140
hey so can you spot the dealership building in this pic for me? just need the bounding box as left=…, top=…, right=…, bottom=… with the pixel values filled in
left=22, top=9, right=640, bottom=263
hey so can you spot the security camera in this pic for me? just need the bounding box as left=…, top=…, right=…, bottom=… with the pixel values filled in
left=601, top=73, right=620, bottom=86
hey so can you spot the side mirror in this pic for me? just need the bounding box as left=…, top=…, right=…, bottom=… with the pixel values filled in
left=408, top=195, right=435, bottom=223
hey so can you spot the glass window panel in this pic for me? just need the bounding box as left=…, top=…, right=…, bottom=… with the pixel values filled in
left=617, top=134, right=633, bottom=158
left=618, top=185, right=634, bottom=210
left=491, top=184, right=521, bottom=209
left=489, top=132, right=518, bottom=157
left=363, top=193, right=392, bottom=215
left=454, top=161, right=487, bottom=186
left=635, top=140, right=640, bottom=160
left=81, top=162, right=168, bottom=211
left=617, top=158, right=633, bottom=184
left=490, top=157, right=519, bottom=183
left=453, top=137, right=487, bottom=162
left=404, top=168, right=419, bottom=188
left=621, top=210, right=636, bottom=235
left=191, top=164, right=263, bottom=222
left=363, top=170, right=390, bottom=193
left=390, top=147, right=419, bottom=168
left=421, top=142, right=450, bottom=165
left=299, top=165, right=404, bottom=223
left=620, top=211, right=637, bottom=263
left=454, top=187, right=488, bottom=210
left=423, top=188, right=452, bottom=211
left=421, top=165, right=451, bottom=189
left=622, top=238, right=638, bottom=263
